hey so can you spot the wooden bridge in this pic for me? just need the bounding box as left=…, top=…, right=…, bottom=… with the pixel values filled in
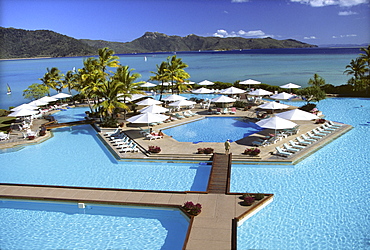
left=44, top=119, right=95, bottom=130
left=207, top=153, right=232, bottom=194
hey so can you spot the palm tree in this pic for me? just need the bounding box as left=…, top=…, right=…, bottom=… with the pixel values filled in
left=359, top=45, right=370, bottom=73
left=97, top=47, right=120, bottom=75
left=308, top=73, right=326, bottom=88
left=150, top=61, right=168, bottom=100
left=344, top=58, right=367, bottom=80
left=164, top=55, right=190, bottom=94
left=39, top=67, right=65, bottom=94
left=111, top=65, right=144, bottom=120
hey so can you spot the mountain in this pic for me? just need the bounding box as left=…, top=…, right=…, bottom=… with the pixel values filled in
left=81, top=32, right=317, bottom=53
left=0, top=27, right=96, bottom=59
left=0, top=27, right=317, bottom=59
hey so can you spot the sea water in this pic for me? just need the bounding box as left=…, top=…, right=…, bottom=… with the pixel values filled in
left=0, top=48, right=360, bottom=109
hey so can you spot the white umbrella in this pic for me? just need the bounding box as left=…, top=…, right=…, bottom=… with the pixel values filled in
left=11, top=103, right=38, bottom=112
left=162, top=94, right=187, bottom=102
left=140, top=104, right=169, bottom=114
left=211, top=95, right=236, bottom=103
left=141, top=82, right=157, bottom=88
left=39, top=96, right=58, bottom=103
left=256, top=116, right=297, bottom=137
left=239, top=79, right=261, bottom=85
left=280, top=83, right=301, bottom=89
left=270, top=92, right=295, bottom=100
left=186, top=81, right=196, bottom=85
left=258, top=101, right=289, bottom=110
left=51, top=93, right=72, bottom=99
left=192, top=87, right=213, bottom=94
left=248, top=89, right=273, bottom=96
left=198, top=80, right=214, bottom=86
left=168, top=99, right=196, bottom=107
left=8, top=109, right=39, bottom=117
left=159, top=82, right=171, bottom=86
left=276, top=109, right=319, bottom=120
left=29, top=99, right=49, bottom=106
left=135, top=98, right=162, bottom=106
left=127, top=112, right=169, bottom=129
left=220, top=86, right=245, bottom=94
left=119, top=94, right=147, bottom=102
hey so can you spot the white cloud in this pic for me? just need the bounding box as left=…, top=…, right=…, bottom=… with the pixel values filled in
left=290, top=0, right=369, bottom=7
left=304, top=36, right=317, bottom=39
left=231, top=0, right=249, bottom=2
left=213, top=29, right=272, bottom=38
left=338, top=10, right=358, bottom=15
left=332, top=34, right=358, bottom=38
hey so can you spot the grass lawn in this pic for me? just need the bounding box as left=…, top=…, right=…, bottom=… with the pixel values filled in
left=0, top=116, right=15, bottom=132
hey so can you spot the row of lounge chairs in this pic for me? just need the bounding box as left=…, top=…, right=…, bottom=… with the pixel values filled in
left=104, top=130, right=139, bottom=153
left=0, top=132, right=10, bottom=141
left=208, top=107, right=237, bottom=115
left=139, top=129, right=163, bottom=140
left=275, top=121, right=341, bottom=157
left=252, top=126, right=300, bottom=147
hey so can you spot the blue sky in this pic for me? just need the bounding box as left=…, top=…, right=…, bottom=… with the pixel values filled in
left=1, top=0, right=369, bottom=45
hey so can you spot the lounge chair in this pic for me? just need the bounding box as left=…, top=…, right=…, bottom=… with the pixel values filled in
left=296, top=136, right=311, bottom=145
left=275, top=147, right=293, bottom=157
left=289, top=140, right=305, bottom=149
left=120, top=144, right=139, bottom=153
left=312, top=129, right=327, bottom=137
left=283, top=143, right=300, bottom=153
left=215, top=108, right=221, bottom=115
left=321, top=124, right=336, bottom=131
left=174, top=113, right=185, bottom=119
left=307, top=131, right=322, bottom=140
left=182, top=111, right=191, bottom=118
left=117, top=141, right=134, bottom=150
left=323, top=122, right=338, bottom=129
left=146, top=134, right=162, bottom=140
left=301, top=134, right=316, bottom=142
left=328, top=121, right=343, bottom=127
left=221, top=108, right=229, bottom=114
left=229, top=107, right=236, bottom=115
left=105, top=128, right=120, bottom=136
left=252, top=139, right=268, bottom=147
left=188, top=110, right=199, bottom=116
left=317, top=127, right=331, bottom=134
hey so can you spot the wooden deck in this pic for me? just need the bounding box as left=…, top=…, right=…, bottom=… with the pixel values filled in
left=44, top=119, right=95, bottom=130
left=207, top=153, right=231, bottom=194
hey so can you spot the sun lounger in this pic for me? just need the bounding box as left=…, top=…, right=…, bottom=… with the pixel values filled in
left=312, top=129, right=327, bottom=137
left=252, top=139, right=268, bottom=147
left=307, top=131, right=322, bottom=139
left=229, top=107, right=237, bottom=115
left=174, top=113, right=185, bottom=119
left=322, top=124, right=336, bottom=131
left=120, top=144, right=139, bottom=153
left=105, top=128, right=120, bottom=136
left=182, top=111, right=191, bottom=117
left=289, top=140, right=305, bottom=149
left=301, top=134, right=316, bottom=142
left=188, top=110, right=199, bottom=116
left=296, top=136, right=311, bottom=145
left=146, top=134, right=163, bottom=140
left=328, top=121, right=343, bottom=127
left=275, top=147, right=293, bottom=157
left=317, top=127, right=331, bottom=134
left=283, top=143, right=300, bottom=153
left=221, top=108, right=229, bottom=114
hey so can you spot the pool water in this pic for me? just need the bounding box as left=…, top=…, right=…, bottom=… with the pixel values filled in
left=163, top=117, right=263, bottom=143
left=232, top=97, right=370, bottom=249
left=0, top=199, right=189, bottom=250
left=0, top=107, right=211, bottom=191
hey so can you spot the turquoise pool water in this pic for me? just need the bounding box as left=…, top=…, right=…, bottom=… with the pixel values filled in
left=163, top=117, right=262, bottom=143
left=232, top=97, right=370, bottom=249
left=0, top=199, right=189, bottom=250
left=0, top=107, right=211, bottom=191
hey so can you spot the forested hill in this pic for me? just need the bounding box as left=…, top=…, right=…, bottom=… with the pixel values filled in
left=0, top=28, right=317, bottom=59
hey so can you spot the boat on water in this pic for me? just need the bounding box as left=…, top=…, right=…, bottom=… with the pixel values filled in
left=6, top=84, right=11, bottom=95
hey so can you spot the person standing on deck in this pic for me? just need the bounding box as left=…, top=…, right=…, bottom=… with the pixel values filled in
left=224, top=139, right=231, bottom=155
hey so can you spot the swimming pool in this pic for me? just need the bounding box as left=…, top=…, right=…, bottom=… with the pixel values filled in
left=232, top=97, right=370, bottom=249
left=0, top=199, right=189, bottom=249
left=163, top=117, right=263, bottom=142
left=0, top=108, right=211, bottom=192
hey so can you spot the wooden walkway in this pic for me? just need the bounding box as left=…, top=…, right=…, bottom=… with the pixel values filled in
left=207, top=153, right=231, bottom=194
left=44, top=119, right=95, bottom=130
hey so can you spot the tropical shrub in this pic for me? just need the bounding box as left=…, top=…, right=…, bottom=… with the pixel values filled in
left=244, top=147, right=260, bottom=156
left=254, top=193, right=265, bottom=201
left=148, top=146, right=161, bottom=153
left=243, top=196, right=255, bottom=206
left=182, top=201, right=202, bottom=216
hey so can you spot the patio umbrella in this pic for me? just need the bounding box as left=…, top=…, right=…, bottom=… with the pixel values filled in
left=29, top=99, right=49, bottom=107
left=11, top=103, right=38, bottom=112
left=220, top=86, right=245, bottom=95
left=140, top=104, right=169, bottom=114
left=135, top=98, right=162, bottom=106
left=159, top=82, right=171, bottom=86
left=248, top=89, right=273, bottom=96
left=239, top=79, right=261, bottom=85
left=39, top=96, right=58, bottom=103
left=258, top=101, right=289, bottom=110
left=276, top=109, right=319, bottom=120
left=140, top=82, right=157, bottom=88
left=198, top=80, right=214, bottom=86
left=168, top=99, right=196, bottom=107
left=51, top=93, right=72, bottom=99
left=119, top=94, right=147, bottom=103
left=8, top=108, right=39, bottom=117
left=192, top=87, right=213, bottom=94
left=186, top=81, right=196, bottom=85
left=162, top=94, right=187, bottom=102
left=211, top=95, right=236, bottom=103
left=256, top=116, right=297, bottom=137
left=127, top=112, right=169, bottom=129
left=270, top=92, right=295, bottom=100
left=280, top=83, right=301, bottom=89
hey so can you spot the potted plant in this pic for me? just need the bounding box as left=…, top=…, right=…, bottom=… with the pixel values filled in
left=244, top=147, right=260, bottom=156
left=253, top=193, right=265, bottom=201
left=241, top=196, right=255, bottom=206
left=197, top=148, right=205, bottom=154
left=182, top=201, right=202, bottom=216
left=148, top=146, right=161, bottom=153
left=204, top=148, right=214, bottom=154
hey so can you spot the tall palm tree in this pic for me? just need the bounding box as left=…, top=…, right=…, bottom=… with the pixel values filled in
left=97, top=47, right=120, bottom=75
left=164, top=55, right=190, bottom=94
left=344, top=58, right=368, bottom=92
left=111, top=65, right=144, bottom=119
left=150, top=61, right=168, bottom=100
left=359, top=45, right=370, bottom=74
left=39, top=67, right=65, bottom=94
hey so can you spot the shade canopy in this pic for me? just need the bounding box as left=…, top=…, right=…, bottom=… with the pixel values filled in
left=186, top=81, right=196, bottom=85
left=270, top=92, right=295, bottom=100
left=28, top=99, right=49, bottom=106
left=198, top=80, right=214, bottom=86
left=141, top=82, right=157, bottom=88
left=239, top=79, right=261, bottom=85
left=275, top=109, right=319, bottom=120
left=8, top=109, right=39, bottom=117
left=256, top=116, right=297, bottom=130
left=159, top=82, right=171, bottom=86
left=162, top=94, right=187, bottom=101
left=11, top=103, right=38, bottom=112
left=220, top=86, right=245, bottom=94
left=39, top=96, right=58, bottom=103
left=280, top=83, right=301, bottom=89
left=168, top=99, right=196, bottom=107
left=192, top=87, right=213, bottom=94
left=211, top=95, right=236, bottom=103
left=51, top=93, right=72, bottom=99
left=127, top=112, right=169, bottom=124
left=119, top=94, right=147, bottom=102
left=140, top=104, right=169, bottom=114
left=258, top=101, right=289, bottom=110
left=135, top=98, right=162, bottom=106
left=248, top=89, right=273, bottom=96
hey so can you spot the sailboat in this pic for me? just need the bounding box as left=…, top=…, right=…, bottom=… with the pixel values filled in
left=144, top=56, right=147, bottom=62
left=6, top=84, right=11, bottom=95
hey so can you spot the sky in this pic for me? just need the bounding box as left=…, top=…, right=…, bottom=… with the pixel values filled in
left=0, top=0, right=369, bottom=45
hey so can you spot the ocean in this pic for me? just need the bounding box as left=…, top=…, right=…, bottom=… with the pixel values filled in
left=0, top=47, right=361, bottom=109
